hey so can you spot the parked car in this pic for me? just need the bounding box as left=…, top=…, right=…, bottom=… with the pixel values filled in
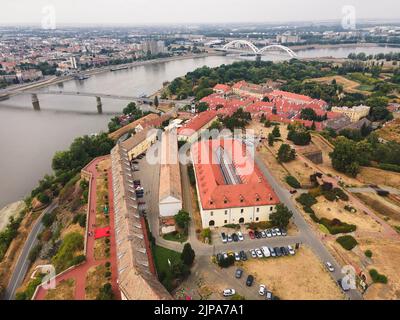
left=259, top=284, right=266, bottom=296
left=232, top=233, right=239, bottom=242
left=275, top=228, right=282, bottom=236
left=221, top=232, right=227, bottom=243
left=216, top=253, right=223, bottom=263
left=223, top=289, right=236, bottom=297
left=237, top=231, right=244, bottom=241
left=265, top=229, right=272, bottom=238
left=261, top=231, right=266, bottom=238
left=326, top=262, right=335, bottom=272
left=261, top=246, right=270, bottom=258
left=265, top=291, right=273, bottom=300
left=271, top=229, right=277, bottom=237
left=246, top=275, right=254, bottom=287
left=250, top=249, right=257, bottom=259
left=255, top=248, right=264, bottom=258
left=280, top=246, right=289, bottom=256
left=281, top=229, right=287, bottom=237
left=227, top=251, right=234, bottom=258
left=287, top=245, right=295, bottom=255
left=227, top=234, right=233, bottom=242
left=132, top=160, right=139, bottom=164
left=234, top=252, right=241, bottom=261
left=274, top=247, right=282, bottom=257
left=290, top=189, right=297, bottom=194
left=269, top=247, right=276, bottom=257
left=235, top=269, right=243, bottom=279
left=222, top=252, right=228, bottom=260
left=249, top=230, right=255, bottom=239
left=240, top=251, right=248, bottom=261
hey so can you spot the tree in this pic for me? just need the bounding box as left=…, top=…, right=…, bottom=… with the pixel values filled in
left=277, top=144, right=296, bottom=163
left=268, top=133, right=275, bottom=146
left=181, top=243, right=195, bottom=266
left=197, top=102, right=209, bottom=113
left=154, top=95, right=159, bottom=108
left=329, top=137, right=361, bottom=177
left=174, top=210, right=191, bottom=232
left=270, top=204, right=293, bottom=229
left=272, top=125, right=281, bottom=138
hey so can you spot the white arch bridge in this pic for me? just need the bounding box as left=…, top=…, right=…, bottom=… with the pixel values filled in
left=220, top=40, right=297, bottom=58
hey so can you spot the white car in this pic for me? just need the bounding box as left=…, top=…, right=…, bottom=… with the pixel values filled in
left=325, top=262, right=335, bottom=272
left=265, top=291, right=273, bottom=300
left=234, top=252, right=241, bottom=261
left=222, top=252, right=228, bottom=260
left=259, top=284, right=266, bottom=296
left=275, top=228, right=282, bottom=236
left=223, top=289, right=236, bottom=297
left=255, top=248, right=264, bottom=258
left=287, top=245, right=295, bottom=255
left=266, top=229, right=272, bottom=238
left=227, top=234, right=233, bottom=242
left=271, top=229, right=277, bottom=237
left=237, top=231, right=244, bottom=241
left=261, top=246, right=271, bottom=258
left=250, top=249, right=257, bottom=258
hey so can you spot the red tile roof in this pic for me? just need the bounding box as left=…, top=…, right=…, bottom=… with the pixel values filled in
left=213, top=84, right=231, bottom=93
left=177, top=110, right=217, bottom=136
left=191, top=139, right=279, bottom=210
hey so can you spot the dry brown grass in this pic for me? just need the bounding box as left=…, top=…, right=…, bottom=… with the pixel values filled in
left=358, top=167, right=400, bottom=189
left=242, top=246, right=345, bottom=300
left=45, top=278, right=75, bottom=300
left=306, top=75, right=371, bottom=95
left=376, top=118, right=400, bottom=144
left=94, top=238, right=110, bottom=260
left=354, top=193, right=400, bottom=224
left=85, top=264, right=109, bottom=300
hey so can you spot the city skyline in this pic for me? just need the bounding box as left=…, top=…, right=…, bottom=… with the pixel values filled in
left=2, top=0, right=400, bottom=25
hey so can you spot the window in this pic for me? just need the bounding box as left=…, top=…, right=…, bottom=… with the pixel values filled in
left=240, top=209, right=244, bottom=213
left=256, top=208, right=260, bottom=213
left=225, top=210, right=228, bottom=215
left=224, top=220, right=227, bottom=224
left=256, top=217, right=259, bottom=221
left=270, top=207, right=273, bottom=211
left=210, top=212, right=213, bottom=216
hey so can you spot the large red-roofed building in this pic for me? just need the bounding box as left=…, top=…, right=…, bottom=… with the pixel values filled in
left=191, top=139, right=280, bottom=228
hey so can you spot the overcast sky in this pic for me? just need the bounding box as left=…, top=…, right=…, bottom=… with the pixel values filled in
left=2, top=0, right=400, bottom=25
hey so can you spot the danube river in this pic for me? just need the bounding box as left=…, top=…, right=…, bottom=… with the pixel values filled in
left=1, top=45, right=400, bottom=208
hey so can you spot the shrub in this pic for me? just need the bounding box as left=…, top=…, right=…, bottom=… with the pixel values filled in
left=319, top=218, right=356, bottom=235
left=296, top=193, right=317, bottom=208
left=365, top=250, right=373, bottom=258
left=28, top=244, right=42, bottom=263
left=42, top=213, right=56, bottom=228
left=181, top=243, right=195, bottom=266
left=333, top=188, right=349, bottom=201
left=336, top=235, right=358, bottom=250
left=285, top=175, right=301, bottom=189
left=96, top=283, right=114, bottom=300
left=323, top=190, right=337, bottom=202
left=52, top=232, right=84, bottom=272
left=105, top=271, right=112, bottom=278
left=369, top=269, right=388, bottom=284
left=105, top=261, right=111, bottom=268
left=71, top=255, right=86, bottom=266
left=218, top=255, right=235, bottom=268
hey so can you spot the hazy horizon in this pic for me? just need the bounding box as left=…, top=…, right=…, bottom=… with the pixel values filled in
left=2, top=0, right=400, bottom=26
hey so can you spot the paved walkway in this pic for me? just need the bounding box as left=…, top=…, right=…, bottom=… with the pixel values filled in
left=35, top=156, right=120, bottom=300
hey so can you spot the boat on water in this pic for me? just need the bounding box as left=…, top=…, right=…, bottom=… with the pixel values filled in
left=110, top=66, right=129, bottom=71
left=73, top=74, right=91, bottom=81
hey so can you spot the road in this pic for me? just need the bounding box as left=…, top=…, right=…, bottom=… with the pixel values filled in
left=254, top=153, right=362, bottom=300
left=4, top=201, right=58, bottom=300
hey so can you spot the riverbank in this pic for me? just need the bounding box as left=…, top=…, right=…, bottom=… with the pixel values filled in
left=290, top=42, right=400, bottom=51
left=0, top=201, right=26, bottom=233
left=4, top=52, right=223, bottom=97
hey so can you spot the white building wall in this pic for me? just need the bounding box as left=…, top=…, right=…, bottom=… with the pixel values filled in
left=159, top=196, right=182, bottom=218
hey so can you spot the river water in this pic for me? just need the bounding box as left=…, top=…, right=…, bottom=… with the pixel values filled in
left=1, top=45, right=400, bottom=208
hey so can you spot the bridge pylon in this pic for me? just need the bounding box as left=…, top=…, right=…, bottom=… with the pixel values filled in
left=96, top=96, right=103, bottom=114
left=31, top=94, right=40, bottom=111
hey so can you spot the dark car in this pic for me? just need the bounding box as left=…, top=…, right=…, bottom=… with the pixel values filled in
left=280, top=246, right=288, bottom=256
left=132, top=160, right=139, bottom=164
left=255, top=231, right=261, bottom=239
left=235, top=269, right=243, bottom=279
left=274, top=247, right=282, bottom=257
left=232, top=233, right=239, bottom=242
left=240, top=250, right=248, bottom=261
left=246, top=275, right=254, bottom=287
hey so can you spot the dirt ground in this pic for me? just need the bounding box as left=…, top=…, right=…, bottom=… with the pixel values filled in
left=45, top=278, right=75, bottom=300
left=358, top=167, right=400, bottom=189
left=313, top=196, right=383, bottom=234
left=376, top=118, right=400, bottom=143
left=242, top=246, right=344, bottom=300
left=96, top=159, right=110, bottom=228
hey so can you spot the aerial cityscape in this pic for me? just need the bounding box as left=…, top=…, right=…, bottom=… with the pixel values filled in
left=1, top=0, right=400, bottom=308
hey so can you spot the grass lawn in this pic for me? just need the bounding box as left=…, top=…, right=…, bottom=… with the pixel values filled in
left=319, top=224, right=330, bottom=234
left=163, top=231, right=188, bottom=243
left=152, top=245, right=181, bottom=276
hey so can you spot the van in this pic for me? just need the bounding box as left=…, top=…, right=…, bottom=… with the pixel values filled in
left=261, top=246, right=270, bottom=258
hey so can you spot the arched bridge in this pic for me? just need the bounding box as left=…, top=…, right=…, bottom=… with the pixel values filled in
left=221, top=40, right=297, bottom=58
